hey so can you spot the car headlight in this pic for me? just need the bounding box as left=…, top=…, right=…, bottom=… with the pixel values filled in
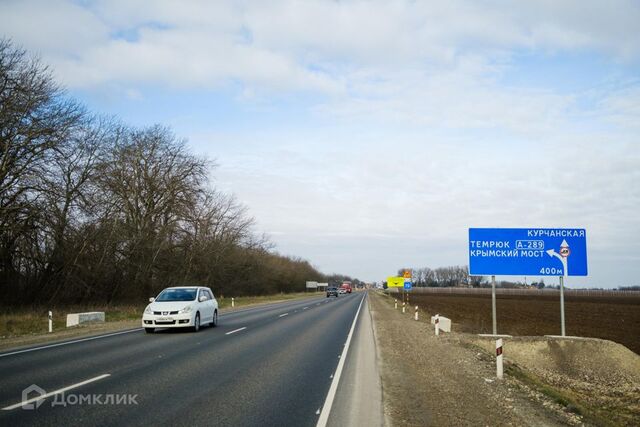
left=144, top=305, right=152, bottom=314
left=179, top=305, right=192, bottom=314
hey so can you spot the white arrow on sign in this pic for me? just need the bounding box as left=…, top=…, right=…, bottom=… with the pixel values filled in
left=546, top=240, right=569, bottom=276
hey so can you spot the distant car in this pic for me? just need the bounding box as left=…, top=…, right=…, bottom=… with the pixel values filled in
left=340, top=283, right=352, bottom=293
left=326, top=287, right=339, bottom=298
left=338, top=288, right=347, bottom=294
left=142, top=286, right=218, bottom=333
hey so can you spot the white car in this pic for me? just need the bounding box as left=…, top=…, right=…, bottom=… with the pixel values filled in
left=142, top=286, right=218, bottom=333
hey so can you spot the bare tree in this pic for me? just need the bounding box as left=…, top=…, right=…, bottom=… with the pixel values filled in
left=0, top=40, right=332, bottom=306
left=0, top=40, right=83, bottom=298
left=36, top=116, right=118, bottom=301
left=96, top=125, right=209, bottom=299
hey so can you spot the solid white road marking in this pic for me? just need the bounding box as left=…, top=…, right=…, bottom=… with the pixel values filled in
left=279, top=313, right=289, bottom=318
left=225, top=327, right=247, bottom=335
left=2, top=373, right=111, bottom=411
left=0, top=329, right=143, bottom=358
left=316, top=294, right=366, bottom=427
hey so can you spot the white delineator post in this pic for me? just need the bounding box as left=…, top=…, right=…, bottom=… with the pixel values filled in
left=232, top=297, right=235, bottom=308
left=48, top=310, right=52, bottom=333
left=394, top=299, right=397, bottom=309
left=435, top=314, right=440, bottom=336
left=496, top=338, right=504, bottom=379
left=414, top=306, right=418, bottom=321
left=402, top=302, right=406, bottom=313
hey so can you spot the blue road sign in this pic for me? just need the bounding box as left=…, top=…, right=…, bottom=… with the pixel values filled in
left=469, top=228, right=587, bottom=276
left=404, top=280, right=412, bottom=290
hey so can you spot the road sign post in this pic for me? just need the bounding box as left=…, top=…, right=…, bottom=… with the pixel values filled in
left=404, top=278, right=412, bottom=305
left=560, top=276, right=565, bottom=336
left=469, top=228, right=587, bottom=338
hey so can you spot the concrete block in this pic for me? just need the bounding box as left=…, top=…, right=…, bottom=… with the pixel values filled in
left=66, top=312, right=105, bottom=327
left=430, top=315, right=451, bottom=332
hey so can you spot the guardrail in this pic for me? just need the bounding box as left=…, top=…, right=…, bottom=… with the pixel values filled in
left=384, top=287, right=640, bottom=298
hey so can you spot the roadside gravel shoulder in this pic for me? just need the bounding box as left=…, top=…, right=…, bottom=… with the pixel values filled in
left=369, top=291, right=583, bottom=426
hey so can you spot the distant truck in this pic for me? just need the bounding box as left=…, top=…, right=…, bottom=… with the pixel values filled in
left=340, top=282, right=352, bottom=293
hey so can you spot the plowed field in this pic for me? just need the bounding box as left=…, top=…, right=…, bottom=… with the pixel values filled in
left=398, top=292, right=640, bottom=354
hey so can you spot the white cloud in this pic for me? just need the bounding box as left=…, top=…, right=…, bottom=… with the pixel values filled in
left=599, top=85, right=640, bottom=129
left=2, top=0, right=639, bottom=285
left=4, top=0, right=631, bottom=139
left=207, top=117, right=639, bottom=284
left=0, top=0, right=109, bottom=54
left=3, top=0, right=639, bottom=92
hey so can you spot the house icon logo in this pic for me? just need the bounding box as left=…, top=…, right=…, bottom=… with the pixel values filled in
left=21, top=384, right=46, bottom=410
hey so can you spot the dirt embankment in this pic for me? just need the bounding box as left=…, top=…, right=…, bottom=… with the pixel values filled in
left=470, top=336, right=640, bottom=426
left=369, top=292, right=582, bottom=426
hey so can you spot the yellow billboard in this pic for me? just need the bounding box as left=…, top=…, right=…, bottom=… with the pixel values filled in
left=386, top=276, right=405, bottom=288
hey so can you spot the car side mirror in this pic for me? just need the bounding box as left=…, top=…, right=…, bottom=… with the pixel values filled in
left=149, top=297, right=155, bottom=303
left=199, top=295, right=207, bottom=302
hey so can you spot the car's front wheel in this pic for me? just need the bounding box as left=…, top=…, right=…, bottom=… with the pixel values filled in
left=145, top=327, right=154, bottom=334
left=193, top=313, right=200, bottom=332
left=211, top=310, right=218, bottom=327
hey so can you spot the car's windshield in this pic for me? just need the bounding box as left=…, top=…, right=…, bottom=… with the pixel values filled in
left=156, top=288, right=197, bottom=302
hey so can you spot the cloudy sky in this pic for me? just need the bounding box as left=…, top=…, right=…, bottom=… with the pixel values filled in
left=2, top=0, right=639, bottom=287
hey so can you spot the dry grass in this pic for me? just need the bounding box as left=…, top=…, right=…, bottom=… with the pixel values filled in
left=0, top=291, right=320, bottom=339
left=0, top=305, right=143, bottom=338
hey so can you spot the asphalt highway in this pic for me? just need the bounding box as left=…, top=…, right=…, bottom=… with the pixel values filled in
left=0, top=291, right=379, bottom=426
